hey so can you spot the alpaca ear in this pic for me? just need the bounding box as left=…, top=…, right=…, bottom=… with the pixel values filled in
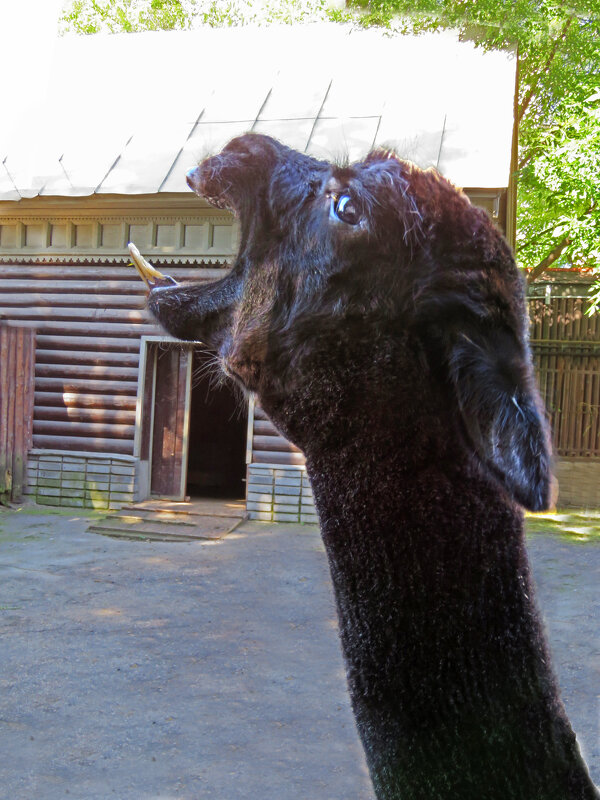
left=448, top=325, right=554, bottom=511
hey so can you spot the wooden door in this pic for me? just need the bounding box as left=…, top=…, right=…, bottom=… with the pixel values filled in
left=141, top=343, right=192, bottom=499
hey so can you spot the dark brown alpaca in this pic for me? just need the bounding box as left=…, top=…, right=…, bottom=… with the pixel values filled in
left=134, top=133, right=599, bottom=799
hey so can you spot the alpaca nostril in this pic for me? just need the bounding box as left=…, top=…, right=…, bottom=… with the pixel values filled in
left=186, top=167, right=201, bottom=192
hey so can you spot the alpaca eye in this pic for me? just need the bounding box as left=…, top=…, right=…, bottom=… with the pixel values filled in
left=330, top=194, right=360, bottom=225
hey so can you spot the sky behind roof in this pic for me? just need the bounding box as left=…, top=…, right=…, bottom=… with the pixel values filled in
left=0, top=8, right=516, bottom=199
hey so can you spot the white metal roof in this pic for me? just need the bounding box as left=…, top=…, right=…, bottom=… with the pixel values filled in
left=0, top=24, right=516, bottom=201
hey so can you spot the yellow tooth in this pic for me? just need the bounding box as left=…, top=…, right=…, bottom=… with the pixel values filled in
left=128, top=242, right=166, bottom=286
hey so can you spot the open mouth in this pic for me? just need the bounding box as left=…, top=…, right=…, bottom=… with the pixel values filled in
left=128, top=242, right=177, bottom=290
left=187, top=165, right=235, bottom=213
left=204, top=194, right=231, bottom=211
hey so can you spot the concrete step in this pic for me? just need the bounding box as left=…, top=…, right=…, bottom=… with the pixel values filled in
left=87, top=525, right=205, bottom=543
left=120, top=499, right=246, bottom=519
left=88, top=514, right=244, bottom=542
left=113, top=512, right=198, bottom=527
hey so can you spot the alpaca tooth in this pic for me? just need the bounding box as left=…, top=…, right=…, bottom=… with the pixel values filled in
left=128, top=242, right=176, bottom=289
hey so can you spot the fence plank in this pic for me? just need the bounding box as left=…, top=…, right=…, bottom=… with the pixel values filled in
left=531, top=340, right=600, bottom=458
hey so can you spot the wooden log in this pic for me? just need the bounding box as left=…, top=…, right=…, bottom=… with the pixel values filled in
left=253, top=405, right=270, bottom=421
left=24, top=321, right=159, bottom=337
left=35, top=350, right=139, bottom=367
left=36, top=335, right=142, bottom=354
left=1, top=307, right=150, bottom=322
left=36, top=320, right=159, bottom=339
left=253, top=419, right=281, bottom=437
left=33, top=419, right=136, bottom=439
left=1, top=293, right=146, bottom=308
left=32, top=434, right=134, bottom=455
left=34, top=377, right=139, bottom=395
left=0, top=279, right=153, bottom=293
left=34, top=391, right=137, bottom=409
left=34, top=406, right=136, bottom=425
left=252, top=450, right=306, bottom=466
left=252, top=434, right=302, bottom=454
left=35, top=364, right=139, bottom=380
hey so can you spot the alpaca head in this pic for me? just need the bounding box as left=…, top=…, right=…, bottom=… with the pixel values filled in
left=146, top=132, right=553, bottom=512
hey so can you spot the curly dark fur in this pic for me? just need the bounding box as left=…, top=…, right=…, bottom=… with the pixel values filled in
left=147, top=133, right=598, bottom=799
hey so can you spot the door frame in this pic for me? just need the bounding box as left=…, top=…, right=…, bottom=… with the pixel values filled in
left=134, top=335, right=193, bottom=500
left=134, top=336, right=253, bottom=502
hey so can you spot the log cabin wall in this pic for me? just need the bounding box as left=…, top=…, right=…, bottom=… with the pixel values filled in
left=246, top=400, right=317, bottom=524
left=0, top=194, right=236, bottom=509
left=0, top=189, right=513, bottom=517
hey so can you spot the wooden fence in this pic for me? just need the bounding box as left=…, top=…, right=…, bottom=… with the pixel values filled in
left=528, top=295, right=600, bottom=459
left=0, top=323, right=35, bottom=503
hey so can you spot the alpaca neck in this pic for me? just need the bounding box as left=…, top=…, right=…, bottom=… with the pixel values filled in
left=305, top=451, right=598, bottom=800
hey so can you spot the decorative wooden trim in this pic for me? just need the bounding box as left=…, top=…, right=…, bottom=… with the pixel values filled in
left=0, top=192, right=222, bottom=216
left=0, top=214, right=232, bottom=225
left=0, top=193, right=238, bottom=264
left=0, top=254, right=231, bottom=265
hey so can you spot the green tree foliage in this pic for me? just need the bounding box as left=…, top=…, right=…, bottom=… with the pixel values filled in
left=350, top=1, right=600, bottom=289
left=60, top=0, right=600, bottom=290
left=59, top=0, right=345, bottom=33
left=60, top=0, right=186, bottom=33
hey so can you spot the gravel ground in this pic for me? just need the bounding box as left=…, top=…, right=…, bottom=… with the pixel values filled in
left=0, top=505, right=598, bottom=799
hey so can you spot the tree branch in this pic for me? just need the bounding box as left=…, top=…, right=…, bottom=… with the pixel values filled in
left=516, top=221, right=558, bottom=253
left=517, top=149, right=538, bottom=171
left=526, top=237, right=572, bottom=284
left=525, top=204, right=596, bottom=283
left=517, top=14, right=574, bottom=125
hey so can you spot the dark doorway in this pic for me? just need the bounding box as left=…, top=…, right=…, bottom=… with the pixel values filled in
left=186, top=348, right=248, bottom=499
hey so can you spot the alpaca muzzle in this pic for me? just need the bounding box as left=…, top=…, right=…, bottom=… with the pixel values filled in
left=186, top=167, right=201, bottom=194
left=187, top=158, right=233, bottom=211
left=130, top=241, right=244, bottom=347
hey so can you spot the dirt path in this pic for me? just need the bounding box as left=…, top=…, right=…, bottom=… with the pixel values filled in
left=0, top=507, right=598, bottom=799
